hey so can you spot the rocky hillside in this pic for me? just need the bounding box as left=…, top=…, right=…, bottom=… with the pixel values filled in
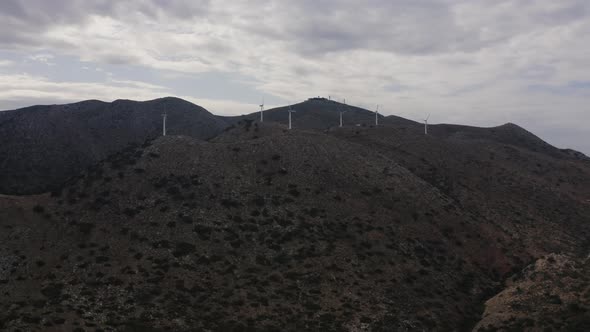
left=475, top=254, right=590, bottom=331
left=0, top=129, right=527, bottom=331
left=1, top=98, right=589, bottom=331
left=330, top=124, right=590, bottom=261
left=0, top=97, right=227, bottom=195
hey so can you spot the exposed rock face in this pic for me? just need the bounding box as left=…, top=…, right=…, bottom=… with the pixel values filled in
left=475, top=254, right=590, bottom=331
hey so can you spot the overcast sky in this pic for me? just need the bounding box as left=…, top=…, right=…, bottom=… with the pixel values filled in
left=0, top=0, right=588, bottom=153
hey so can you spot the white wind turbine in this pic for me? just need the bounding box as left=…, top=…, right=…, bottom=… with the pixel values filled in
left=288, top=104, right=296, bottom=130
left=423, top=114, right=430, bottom=135
left=375, top=105, right=380, bottom=126
left=339, top=99, right=347, bottom=127
left=259, top=98, right=265, bottom=122
left=161, top=109, right=167, bottom=136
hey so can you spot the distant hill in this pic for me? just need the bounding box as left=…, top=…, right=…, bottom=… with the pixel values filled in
left=425, top=122, right=573, bottom=159
left=227, top=98, right=585, bottom=160
left=222, top=97, right=418, bottom=129
left=0, top=97, right=227, bottom=194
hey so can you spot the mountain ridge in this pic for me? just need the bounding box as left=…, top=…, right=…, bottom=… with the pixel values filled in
left=2, top=96, right=587, bottom=196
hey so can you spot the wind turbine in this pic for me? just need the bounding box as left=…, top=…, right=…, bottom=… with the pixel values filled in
left=259, top=98, right=264, bottom=122
left=423, top=114, right=430, bottom=135
left=375, top=105, right=380, bottom=126
left=161, top=110, right=167, bottom=136
left=339, top=99, right=346, bottom=127
left=288, top=104, right=296, bottom=130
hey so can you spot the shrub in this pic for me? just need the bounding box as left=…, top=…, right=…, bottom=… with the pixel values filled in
left=41, top=283, right=64, bottom=300
left=221, top=198, right=241, bottom=208
left=77, top=223, right=95, bottom=235
left=32, top=205, right=45, bottom=214
left=123, top=208, right=138, bottom=217
left=167, top=186, right=181, bottom=196
left=173, top=242, right=196, bottom=257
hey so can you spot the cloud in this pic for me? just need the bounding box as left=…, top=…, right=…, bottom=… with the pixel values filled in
left=27, top=53, right=55, bottom=65
left=0, top=73, right=169, bottom=106
left=0, top=72, right=260, bottom=117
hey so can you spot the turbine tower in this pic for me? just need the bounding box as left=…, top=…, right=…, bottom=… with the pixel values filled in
left=259, top=98, right=265, bottom=122
left=339, top=99, right=346, bottom=127
left=162, top=110, right=167, bottom=136
left=423, top=114, right=430, bottom=135
left=288, top=104, right=296, bottom=130
left=375, top=105, right=380, bottom=126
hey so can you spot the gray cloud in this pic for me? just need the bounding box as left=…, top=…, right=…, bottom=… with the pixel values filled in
left=278, top=0, right=477, bottom=55
left=2, top=1, right=588, bottom=61
left=0, top=0, right=210, bottom=24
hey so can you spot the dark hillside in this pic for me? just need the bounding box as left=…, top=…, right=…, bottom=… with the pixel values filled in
left=330, top=125, right=590, bottom=257
left=0, top=97, right=227, bottom=195
left=211, top=119, right=292, bottom=143
left=230, top=98, right=578, bottom=161
left=0, top=132, right=520, bottom=331
left=426, top=122, right=569, bottom=159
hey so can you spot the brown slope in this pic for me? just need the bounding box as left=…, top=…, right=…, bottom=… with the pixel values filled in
left=0, top=97, right=228, bottom=195
left=1, top=131, right=515, bottom=331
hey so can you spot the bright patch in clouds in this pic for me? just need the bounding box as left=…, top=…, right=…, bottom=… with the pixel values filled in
left=0, top=0, right=589, bottom=153
left=27, top=53, right=55, bottom=65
